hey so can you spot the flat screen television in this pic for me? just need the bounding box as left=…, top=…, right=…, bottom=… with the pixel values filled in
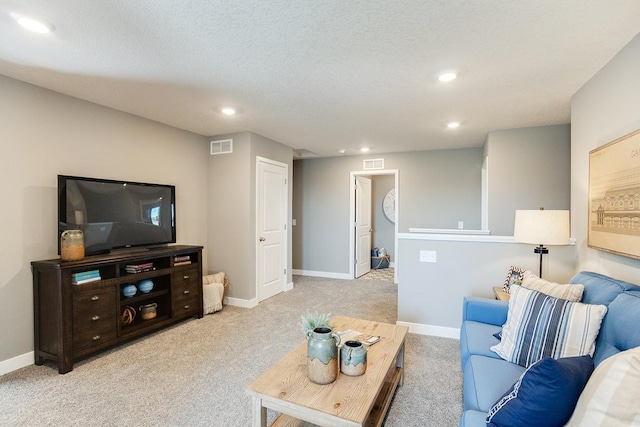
left=58, top=175, right=176, bottom=255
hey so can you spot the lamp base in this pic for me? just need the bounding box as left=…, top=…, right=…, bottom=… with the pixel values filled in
left=533, top=245, right=548, bottom=278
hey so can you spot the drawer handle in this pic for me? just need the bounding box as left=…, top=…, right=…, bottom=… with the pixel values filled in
left=92, top=335, right=101, bottom=341
left=91, top=315, right=101, bottom=321
left=91, top=295, right=100, bottom=301
left=183, top=275, right=190, bottom=279
left=183, top=290, right=190, bottom=295
left=184, top=305, right=190, bottom=310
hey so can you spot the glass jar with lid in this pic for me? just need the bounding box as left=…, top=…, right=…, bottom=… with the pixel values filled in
left=60, top=229, right=85, bottom=261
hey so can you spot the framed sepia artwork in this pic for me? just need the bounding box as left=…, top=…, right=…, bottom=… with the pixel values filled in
left=588, top=128, right=640, bottom=260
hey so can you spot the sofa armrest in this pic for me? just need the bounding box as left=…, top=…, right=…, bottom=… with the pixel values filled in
left=462, top=296, right=508, bottom=326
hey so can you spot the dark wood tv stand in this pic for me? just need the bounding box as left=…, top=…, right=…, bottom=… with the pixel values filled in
left=31, top=245, right=203, bottom=374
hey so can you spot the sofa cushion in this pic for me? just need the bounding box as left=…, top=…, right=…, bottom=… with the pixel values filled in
left=460, top=321, right=502, bottom=367
left=570, top=271, right=631, bottom=305
left=463, top=355, right=526, bottom=411
left=490, top=285, right=607, bottom=368
left=592, top=290, right=640, bottom=366
left=486, top=355, right=594, bottom=427
left=566, top=346, right=640, bottom=426
left=521, top=270, right=584, bottom=301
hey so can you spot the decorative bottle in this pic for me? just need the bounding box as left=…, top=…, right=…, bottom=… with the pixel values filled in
left=60, top=229, right=85, bottom=261
left=340, top=340, right=367, bottom=376
left=306, top=326, right=341, bottom=385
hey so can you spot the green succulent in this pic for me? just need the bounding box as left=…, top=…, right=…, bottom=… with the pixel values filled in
left=300, top=309, right=333, bottom=335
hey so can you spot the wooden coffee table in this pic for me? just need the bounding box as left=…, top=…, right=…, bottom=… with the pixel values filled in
left=246, top=316, right=409, bottom=427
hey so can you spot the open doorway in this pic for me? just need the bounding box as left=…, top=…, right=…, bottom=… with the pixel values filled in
left=349, top=170, right=398, bottom=283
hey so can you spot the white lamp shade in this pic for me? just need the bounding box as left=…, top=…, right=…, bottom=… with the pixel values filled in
left=514, top=210, right=570, bottom=245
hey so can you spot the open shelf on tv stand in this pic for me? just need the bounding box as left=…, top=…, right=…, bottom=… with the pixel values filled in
left=31, top=245, right=203, bottom=374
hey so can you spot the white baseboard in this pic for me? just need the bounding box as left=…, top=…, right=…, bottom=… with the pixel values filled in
left=292, top=269, right=351, bottom=280
left=225, top=282, right=291, bottom=307
left=396, top=321, right=460, bottom=340
left=0, top=351, right=33, bottom=376
left=224, top=297, right=258, bottom=308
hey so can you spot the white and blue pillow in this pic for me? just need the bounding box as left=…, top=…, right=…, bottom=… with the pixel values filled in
left=486, top=355, right=594, bottom=427
left=491, top=285, right=607, bottom=368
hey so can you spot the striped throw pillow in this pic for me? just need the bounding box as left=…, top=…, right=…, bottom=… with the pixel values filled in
left=491, top=285, right=607, bottom=368
left=521, top=270, right=584, bottom=301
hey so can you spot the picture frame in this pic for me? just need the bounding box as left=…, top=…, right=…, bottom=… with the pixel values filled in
left=588, top=128, right=640, bottom=260
left=503, top=266, right=526, bottom=293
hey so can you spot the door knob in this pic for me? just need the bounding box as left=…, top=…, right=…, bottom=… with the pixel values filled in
left=259, top=237, right=266, bottom=242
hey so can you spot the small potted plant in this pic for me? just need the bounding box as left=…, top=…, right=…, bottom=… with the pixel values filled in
left=300, top=310, right=333, bottom=335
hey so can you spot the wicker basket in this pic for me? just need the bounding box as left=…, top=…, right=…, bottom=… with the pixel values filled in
left=202, top=273, right=229, bottom=305
left=222, top=277, right=228, bottom=304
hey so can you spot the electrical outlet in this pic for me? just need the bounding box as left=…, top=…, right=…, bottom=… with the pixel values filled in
left=458, top=221, right=464, bottom=229
left=419, top=250, right=437, bottom=263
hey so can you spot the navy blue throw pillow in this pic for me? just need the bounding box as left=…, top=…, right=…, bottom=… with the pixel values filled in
left=486, top=355, right=594, bottom=427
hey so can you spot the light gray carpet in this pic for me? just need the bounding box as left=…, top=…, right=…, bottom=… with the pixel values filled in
left=0, top=275, right=462, bottom=426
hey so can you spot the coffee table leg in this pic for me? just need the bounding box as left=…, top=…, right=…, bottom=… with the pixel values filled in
left=252, top=396, right=267, bottom=427
left=396, top=342, right=405, bottom=387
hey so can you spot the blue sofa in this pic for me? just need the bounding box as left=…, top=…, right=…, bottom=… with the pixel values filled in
left=459, top=271, right=640, bottom=426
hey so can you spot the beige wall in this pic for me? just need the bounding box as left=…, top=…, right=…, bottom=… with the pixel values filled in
left=0, top=75, right=209, bottom=365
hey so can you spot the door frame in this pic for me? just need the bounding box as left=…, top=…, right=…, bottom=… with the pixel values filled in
left=255, top=156, right=289, bottom=302
left=349, top=169, right=399, bottom=283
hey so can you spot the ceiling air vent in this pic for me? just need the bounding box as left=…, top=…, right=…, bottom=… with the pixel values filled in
left=210, top=139, right=233, bottom=155
left=363, top=158, right=384, bottom=170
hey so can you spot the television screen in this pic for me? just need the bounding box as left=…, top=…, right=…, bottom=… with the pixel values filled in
left=58, top=175, right=176, bottom=255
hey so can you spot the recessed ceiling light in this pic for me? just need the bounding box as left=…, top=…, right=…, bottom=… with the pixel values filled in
left=221, top=107, right=236, bottom=116
left=338, top=149, right=346, bottom=154
left=11, top=13, right=55, bottom=33
left=360, top=147, right=370, bottom=153
left=438, top=72, right=457, bottom=82
left=447, top=122, right=460, bottom=129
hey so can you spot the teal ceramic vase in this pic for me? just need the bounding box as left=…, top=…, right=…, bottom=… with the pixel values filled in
left=340, top=340, right=367, bottom=376
left=306, top=326, right=341, bottom=384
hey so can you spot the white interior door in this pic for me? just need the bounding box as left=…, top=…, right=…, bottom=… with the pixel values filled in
left=257, top=158, right=287, bottom=302
left=355, top=176, right=372, bottom=278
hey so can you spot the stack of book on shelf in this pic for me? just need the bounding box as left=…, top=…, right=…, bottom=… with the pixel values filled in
left=72, top=270, right=101, bottom=285
left=174, top=255, right=191, bottom=266
left=125, top=262, right=155, bottom=273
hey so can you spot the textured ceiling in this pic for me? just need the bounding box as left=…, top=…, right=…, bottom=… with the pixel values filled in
left=1, top=1, right=639, bottom=157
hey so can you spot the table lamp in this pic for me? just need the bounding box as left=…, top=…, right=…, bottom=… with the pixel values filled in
left=513, top=208, right=570, bottom=278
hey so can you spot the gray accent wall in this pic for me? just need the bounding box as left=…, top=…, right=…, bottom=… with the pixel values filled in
left=207, top=132, right=253, bottom=300
left=571, top=33, right=640, bottom=282
left=486, top=124, right=571, bottom=235
left=292, top=148, right=483, bottom=274
left=396, top=125, right=572, bottom=330
left=0, top=75, right=209, bottom=366
left=397, top=236, right=576, bottom=329
left=208, top=132, right=293, bottom=301
left=372, top=174, right=395, bottom=261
